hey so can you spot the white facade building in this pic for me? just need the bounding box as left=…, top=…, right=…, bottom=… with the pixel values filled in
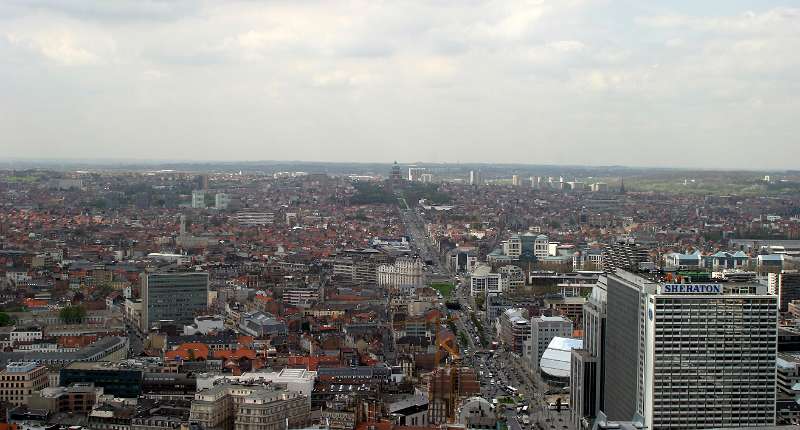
left=377, top=257, right=425, bottom=289
left=408, top=167, right=426, bottom=181
left=469, top=170, right=481, bottom=186
left=470, top=264, right=503, bottom=297
left=503, top=235, right=522, bottom=259
left=196, top=368, right=317, bottom=398
left=234, top=212, right=275, bottom=226
left=534, top=235, right=550, bottom=258
left=191, top=190, right=206, bottom=209
left=10, top=328, right=43, bottom=345
left=603, top=270, right=778, bottom=430
left=214, top=193, right=230, bottom=210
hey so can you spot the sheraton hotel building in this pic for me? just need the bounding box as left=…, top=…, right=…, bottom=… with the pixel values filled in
left=572, top=269, right=778, bottom=430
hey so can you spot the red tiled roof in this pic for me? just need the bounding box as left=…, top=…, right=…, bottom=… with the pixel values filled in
left=165, top=343, right=209, bottom=361
left=213, top=347, right=257, bottom=360
left=24, top=298, right=48, bottom=309
left=237, top=335, right=254, bottom=347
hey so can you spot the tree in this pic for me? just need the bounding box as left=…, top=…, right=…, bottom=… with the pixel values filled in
left=474, top=294, right=485, bottom=311
left=0, top=313, right=12, bottom=326
left=59, top=306, right=87, bottom=324
left=350, top=182, right=396, bottom=205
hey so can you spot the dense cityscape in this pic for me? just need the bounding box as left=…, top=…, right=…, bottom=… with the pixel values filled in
left=0, top=163, right=798, bottom=430
left=3, top=0, right=799, bottom=429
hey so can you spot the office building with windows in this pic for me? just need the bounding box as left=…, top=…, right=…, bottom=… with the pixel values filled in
left=502, top=234, right=522, bottom=259
left=470, top=264, right=503, bottom=297
left=499, top=308, right=530, bottom=354
left=408, top=167, right=426, bottom=181
left=190, top=382, right=310, bottom=430
left=60, top=362, right=143, bottom=398
left=0, top=362, right=48, bottom=407
left=534, top=235, right=549, bottom=259
left=469, top=170, right=481, bottom=186
left=377, top=257, right=425, bottom=289
left=142, top=271, right=209, bottom=331
left=531, top=316, right=573, bottom=372
left=234, top=212, right=275, bottom=226
left=603, top=269, right=778, bottom=430
left=214, top=193, right=231, bottom=210
left=602, top=241, right=650, bottom=273
left=191, top=190, right=206, bottom=209
left=571, top=275, right=608, bottom=429
left=770, top=271, right=800, bottom=313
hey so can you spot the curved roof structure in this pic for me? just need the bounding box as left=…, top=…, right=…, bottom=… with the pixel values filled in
left=539, top=337, right=582, bottom=379
left=471, top=263, right=493, bottom=277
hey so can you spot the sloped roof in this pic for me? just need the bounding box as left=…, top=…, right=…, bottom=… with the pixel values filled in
left=539, top=337, right=582, bottom=378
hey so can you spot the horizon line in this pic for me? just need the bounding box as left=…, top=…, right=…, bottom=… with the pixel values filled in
left=0, top=157, right=795, bottom=174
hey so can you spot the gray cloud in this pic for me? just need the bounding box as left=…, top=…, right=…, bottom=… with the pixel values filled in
left=6, top=0, right=200, bottom=22
left=1, top=1, right=799, bottom=169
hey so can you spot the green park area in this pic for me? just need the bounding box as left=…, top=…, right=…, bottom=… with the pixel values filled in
left=4, top=175, right=40, bottom=183
left=430, top=282, right=455, bottom=298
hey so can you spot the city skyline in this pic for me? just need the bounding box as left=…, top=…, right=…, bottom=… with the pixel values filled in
left=2, top=1, right=799, bottom=169
left=1, top=1, right=799, bottom=426
left=0, top=164, right=799, bottom=427
left=3, top=156, right=800, bottom=173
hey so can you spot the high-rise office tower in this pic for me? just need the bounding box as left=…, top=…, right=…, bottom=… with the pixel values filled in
left=769, top=270, right=800, bottom=313
left=571, top=275, right=608, bottom=430
left=469, top=170, right=481, bottom=186
left=141, top=271, right=209, bottom=331
left=191, top=190, right=206, bottom=209
left=196, top=174, right=209, bottom=191
left=602, top=269, right=777, bottom=429
left=512, top=174, right=521, bottom=186
left=214, top=193, right=230, bottom=210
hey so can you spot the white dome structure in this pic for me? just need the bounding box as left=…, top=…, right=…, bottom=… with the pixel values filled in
left=457, top=396, right=496, bottom=430
left=539, top=336, right=582, bottom=380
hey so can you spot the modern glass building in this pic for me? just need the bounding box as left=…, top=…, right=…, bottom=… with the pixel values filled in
left=60, top=363, right=142, bottom=398
left=141, top=271, right=209, bottom=331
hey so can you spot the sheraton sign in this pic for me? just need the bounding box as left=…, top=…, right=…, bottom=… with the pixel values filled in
left=660, top=283, right=722, bottom=294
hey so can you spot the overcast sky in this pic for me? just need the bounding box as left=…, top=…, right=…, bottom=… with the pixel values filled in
left=1, top=1, right=798, bottom=169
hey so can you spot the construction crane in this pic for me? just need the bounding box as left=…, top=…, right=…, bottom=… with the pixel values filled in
left=431, top=315, right=464, bottom=422
left=432, top=313, right=461, bottom=365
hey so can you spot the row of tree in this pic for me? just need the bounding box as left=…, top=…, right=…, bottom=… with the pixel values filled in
left=0, top=305, right=88, bottom=327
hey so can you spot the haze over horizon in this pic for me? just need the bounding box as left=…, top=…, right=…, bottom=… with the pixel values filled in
left=1, top=156, right=797, bottom=174
left=1, top=1, right=798, bottom=169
